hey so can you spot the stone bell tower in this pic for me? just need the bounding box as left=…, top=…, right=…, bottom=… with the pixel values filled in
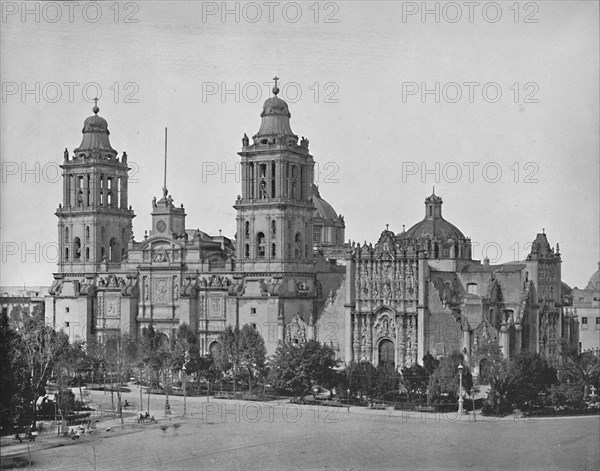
left=47, top=102, right=136, bottom=343
left=56, top=101, right=135, bottom=273
left=234, top=78, right=315, bottom=274
left=233, top=78, right=318, bottom=344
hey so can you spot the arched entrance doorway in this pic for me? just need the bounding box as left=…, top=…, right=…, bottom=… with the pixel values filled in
left=378, top=339, right=395, bottom=368
left=209, top=341, right=221, bottom=356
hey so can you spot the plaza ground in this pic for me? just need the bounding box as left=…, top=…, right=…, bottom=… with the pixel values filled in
left=2, top=386, right=599, bottom=471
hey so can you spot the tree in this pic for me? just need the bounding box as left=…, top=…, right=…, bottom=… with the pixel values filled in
left=427, top=351, right=472, bottom=404
left=104, top=332, right=137, bottom=424
left=548, top=382, right=585, bottom=410
left=13, top=316, right=69, bottom=428
left=140, top=325, right=171, bottom=413
left=422, top=352, right=440, bottom=377
left=239, top=324, right=267, bottom=396
left=482, top=352, right=558, bottom=415
left=269, top=340, right=338, bottom=399
left=509, top=351, right=557, bottom=409
left=0, top=314, right=29, bottom=431
left=215, top=326, right=242, bottom=392
left=344, top=361, right=378, bottom=402
left=376, top=364, right=401, bottom=400
left=171, top=323, right=201, bottom=386
left=140, top=325, right=170, bottom=389
left=197, top=354, right=221, bottom=400
left=171, top=324, right=200, bottom=416
left=559, top=351, right=600, bottom=399
left=401, top=363, right=428, bottom=401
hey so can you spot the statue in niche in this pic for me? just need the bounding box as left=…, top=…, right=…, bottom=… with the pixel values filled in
left=259, top=180, right=267, bottom=199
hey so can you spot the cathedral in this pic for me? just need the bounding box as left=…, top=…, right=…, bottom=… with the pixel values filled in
left=45, top=81, right=578, bottom=373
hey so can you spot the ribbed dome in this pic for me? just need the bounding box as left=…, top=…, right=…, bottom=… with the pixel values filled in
left=401, top=192, right=466, bottom=242
left=75, top=105, right=116, bottom=153
left=312, top=185, right=339, bottom=220
left=253, top=86, right=297, bottom=143
left=262, top=96, right=290, bottom=117
left=403, top=218, right=465, bottom=241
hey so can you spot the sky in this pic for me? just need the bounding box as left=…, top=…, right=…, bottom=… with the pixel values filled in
left=1, top=1, right=598, bottom=289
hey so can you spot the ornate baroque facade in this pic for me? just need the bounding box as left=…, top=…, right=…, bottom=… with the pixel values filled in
left=46, top=81, right=578, bottom=373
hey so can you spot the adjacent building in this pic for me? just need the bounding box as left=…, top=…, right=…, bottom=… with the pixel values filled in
left=572, top=266, right=600, bottom=356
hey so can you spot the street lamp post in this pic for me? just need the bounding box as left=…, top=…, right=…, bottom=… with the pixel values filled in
left=182, top=365, right=187, bottom=418
left=457, top=364, right=464, bottom=416
left=347, top=388, right=350, bottom=413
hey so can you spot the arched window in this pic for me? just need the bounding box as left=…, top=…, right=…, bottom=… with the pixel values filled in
left=244, top=244, right=250, bottom=258
left=85, top=247, right=90, bottom=260
left=74, top=237, right=81, bottom=260
left=101, top=246, right=106, bottom=261
left=257, top=232, right=266, bottom=258
left=271, top=220, right=276, bottom=237
left=245, top=221, right=250, bottom=239
left=271, top=161, right=276, bottom=197
left=65, top=247, right=69, bottom=261
left=294, top=232, right=302, bottom=259
left=117, top=177, right=121, bottom=208
left=87, top=175, right=91, bottom=206
left=248, top=163, right=255, bottom=198
left=86, top=226, right=90, bottom=242
left=271, top=243, right=276, bottom=257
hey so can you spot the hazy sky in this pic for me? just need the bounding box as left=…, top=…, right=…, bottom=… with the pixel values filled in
left=1, top=1, right=598, bottom=289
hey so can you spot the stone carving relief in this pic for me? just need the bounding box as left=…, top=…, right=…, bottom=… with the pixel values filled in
left=260, top=278, right=281, bottom=296
left=106, top=298, right=118, bottom=317
left=153, top=248, right=170, bottom=262
left=285, top=314, right=308, bottom=344
left=374, top=312, right=396, bottom=340
left=153, top=279, right=169, bottom=303
left=199, top=274, right=232, bottom=289
left=296, top=280, right=310, bottom=296
left=208, top=297, right=223, bottom=318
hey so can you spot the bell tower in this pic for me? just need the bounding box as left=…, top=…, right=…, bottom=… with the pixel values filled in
left=56, top=101, right=135, bottom=273
left=234, top=78, right=315, bottom=274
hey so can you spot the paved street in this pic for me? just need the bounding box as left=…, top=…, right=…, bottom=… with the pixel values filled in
left=2, top=386, right=599, bottom=470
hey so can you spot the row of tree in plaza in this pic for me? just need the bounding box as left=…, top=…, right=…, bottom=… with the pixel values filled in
left=2, top=311, right=599, bottom=434
left=477, top=342, right=600, bottom=415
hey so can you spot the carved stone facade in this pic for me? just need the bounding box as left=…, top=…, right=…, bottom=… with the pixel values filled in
left=46, top=86, right=346, bottom=357
left=343, top=195, right=578, bottom=371
left=45, top=88, right=578, bottom=372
